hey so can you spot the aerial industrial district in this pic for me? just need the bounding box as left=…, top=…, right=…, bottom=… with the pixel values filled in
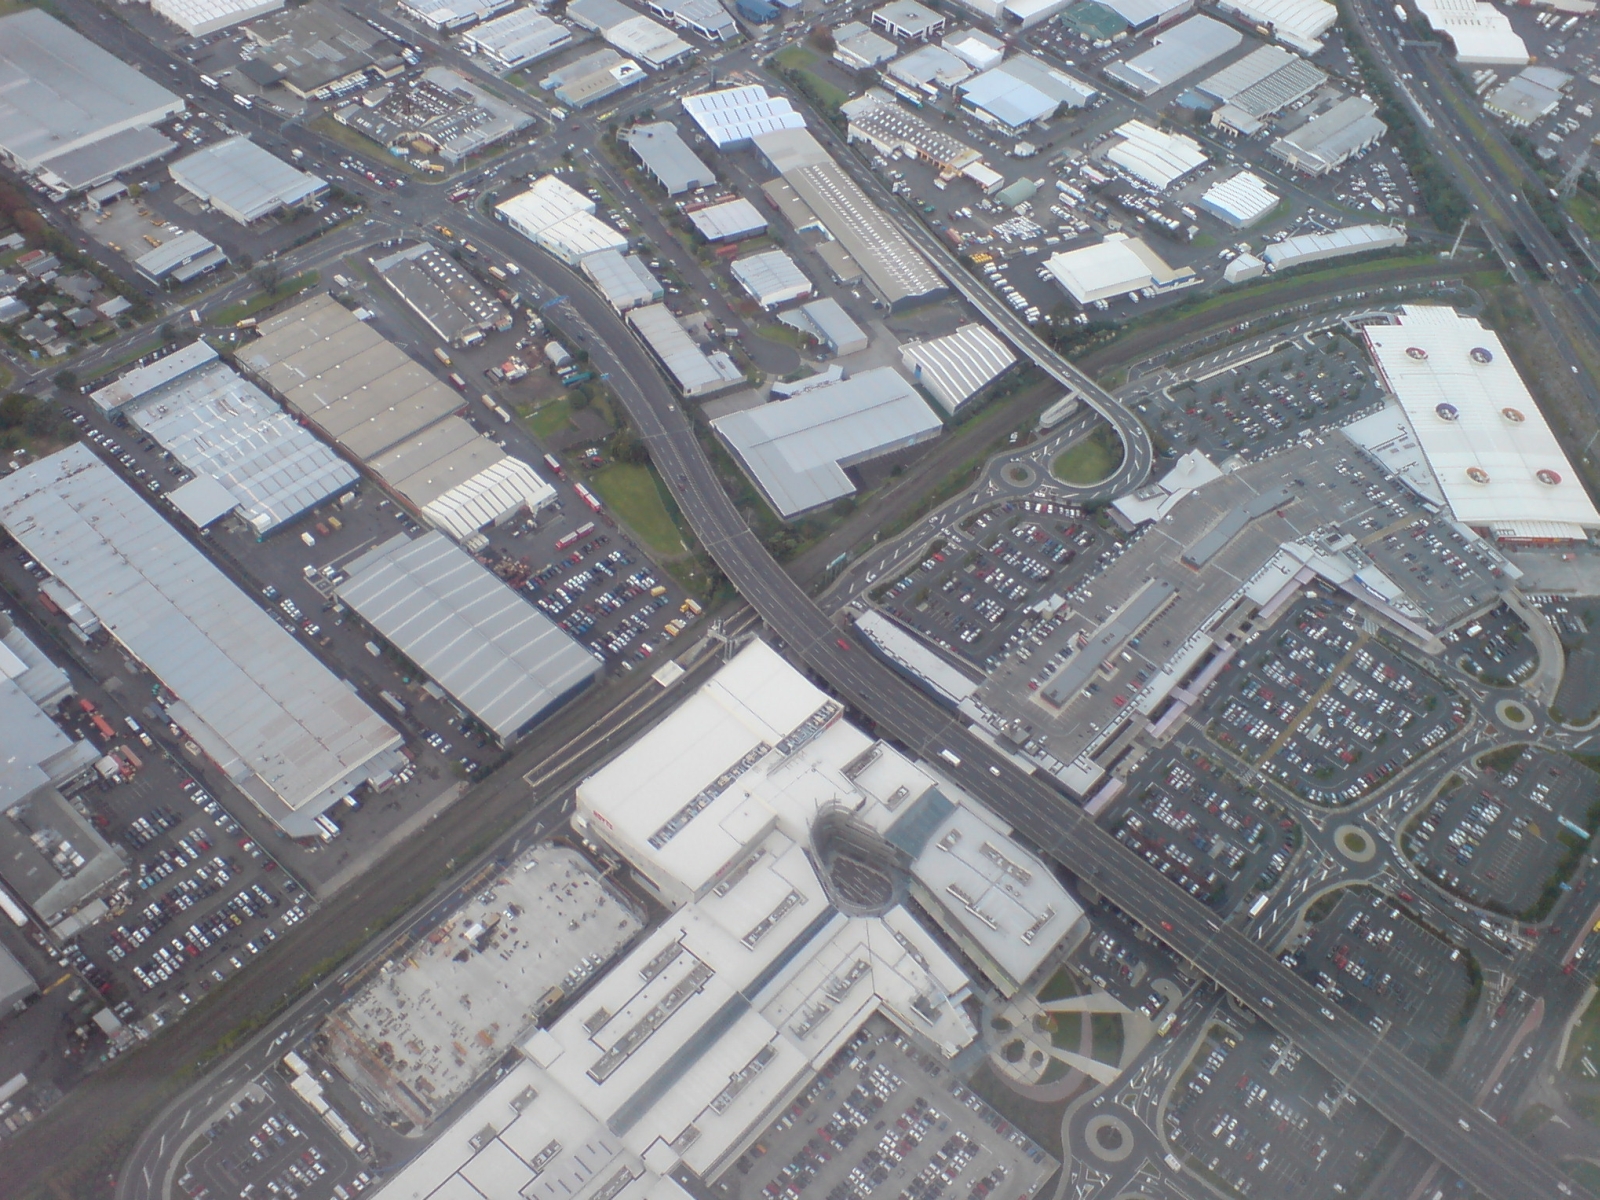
left=5, top=0, right=1600, bottom=1196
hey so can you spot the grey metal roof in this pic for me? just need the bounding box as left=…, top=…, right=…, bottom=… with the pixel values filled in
left=729, top=248, right=812, bottom=307
left=581, top=248, right=665, bottom=311
left=780, top=159, right=943, bottom=308
left=623, top=122, right=715, bottom=195
left=120, top=356, right=360, bottom=535
left=460, top=8, right=573, bottom=67
left=778, top=297, right=867, bottom=355
left=711, top=367, right=943, bottom=516
left=685, top=197, right=768, bottom=241
left=1104, top=15, right=1242, bottom=94
left=371, top=241, right=508, bottom=343
left=241, top=291, right=461, bottom=458
left=0, top=785, right=123, bottom=924
left=0, top=10, right=184, bottom=175
left=1268, top=95, right=1387, bottom=174
left=0, top=942, right=35, bottom=1011
left=338, top=532, right=599, bottom=742
left=627, top=304, right=745, bottom=396
left=1195, top=45, right=1325, bottom=117
left=0, top=445, right=401, bottom=819
left=169, top=136, right=327, bottom=224
left=133, top=229, right=223, bottom=280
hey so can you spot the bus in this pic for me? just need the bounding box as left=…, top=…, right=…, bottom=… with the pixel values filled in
left=1156, top=1010, right=1178, bottom=1036
left=200, top=73, right=219, bottom=89
left=232, top=93, right=254, bottom=110
left=1247, top=893, right=1271, bottom=918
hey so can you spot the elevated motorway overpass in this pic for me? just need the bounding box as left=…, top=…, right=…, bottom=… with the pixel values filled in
left=460, top=203, right=1595, bottom=1200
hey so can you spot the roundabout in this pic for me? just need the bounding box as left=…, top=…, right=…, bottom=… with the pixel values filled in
left=1333, top=825, right=1378, bottom=864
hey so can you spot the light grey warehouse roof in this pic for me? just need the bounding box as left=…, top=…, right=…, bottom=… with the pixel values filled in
left=240, top=291, right=461, bottom=459
left=1195, top=44, right=1325, bottom=117
left=901, top=323, right=1016, bottom=414
left=1103, top=15, right=1242, bottom=95
left=371, top=242, right=509, bottom=344
left=686, top=196, right=768, bottom=241
left=169, top=136, right=327, bottom=224
left=1268, top=95, right=1387, bottom=174
left=729, top=248, right=812, bottom=308
left=622, top=122, right=715, bottom=195
left=0, top=785, right=123, bottom=925
left=0, top=942, right=35, bottom=1011
left=0, top=618, right=97, bottom=811
left=338, top=532, right=600, bottom=743
left=0, top=10, right=185, bottom=178
left=581, top=248, right=664, bottom=312
left=133, top=230, right=226, bottom=283
left=711, top=367, right=943, bottom=516
left=242, top=293, right=555, bottom=540
left=627, top=304, right=745, bottom=396
left=0, top=446, right=402, bottom=829
left=108, top=346, right=360, bottom=535
left=778, top=297, right=868, bottom=355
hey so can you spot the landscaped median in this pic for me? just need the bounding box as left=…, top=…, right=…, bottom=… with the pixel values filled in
left=1051, top=424, right=1125, bottom=486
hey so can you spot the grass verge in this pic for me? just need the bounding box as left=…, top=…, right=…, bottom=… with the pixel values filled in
left=589, top=462, right=689, bottom=556
left=214, top=271, right=319, bottom=326
left=1090, top=1012, right=1124, bottom=1066
left=524, top=397, right=573, bottom=440
left=1051, top=424, right=1124, bottom=485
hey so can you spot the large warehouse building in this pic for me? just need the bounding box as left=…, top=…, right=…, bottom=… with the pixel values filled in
left=169, top=137, right=328, bottom=225
left=496, top=175, right=629, bottom=265
left=151, top=0, right=282, bottom=36
left=1362, top=306, right=1600, bottom=542
left=371, top=242, right=511, bottom=346
left=711, top=368, right=943, bottom=516
left=0, top=10, right=185, bottom=197
left=1104, top=15, right=1242, bottom=96
left=88, top=341, right=359, bottom=536
left=753, top=129, right=945, bottom=309
left=1044, top=233, right=1198, bottom=305
left=0, top=446, right=405, bottom=838
left=0, top=784, right=123, bottom=928
left=241, top=293, right=558, bottom=540
left=337, top=532, right=600, bottom=745
left=0, top=613, right=98, bottom=816
left=1412, top=0, right=1529, bottom=64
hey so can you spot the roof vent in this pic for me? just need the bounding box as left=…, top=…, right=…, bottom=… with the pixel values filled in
left=1406, top=346, right=1429, bottom=360
left=1537, top=468, right=1562, bottom=486
left=1435, top=402, right=1460, bottom=421
left=1466, top=467, right=1490, bottom=484
left=1501, top=407, right=1525, bottom=423
left=1470, top=347, right=1494, bottom=364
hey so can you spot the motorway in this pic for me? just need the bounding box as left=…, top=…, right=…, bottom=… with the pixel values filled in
left=11, top=4, right=1589, bottom=1196
left=440, top=191, right=1594, bottom=1199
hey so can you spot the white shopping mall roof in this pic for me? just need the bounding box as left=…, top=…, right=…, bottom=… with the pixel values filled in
left=1364, top=306, right=1600, bottom=541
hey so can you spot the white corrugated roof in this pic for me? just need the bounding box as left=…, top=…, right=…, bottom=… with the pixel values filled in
left=1216, top=0, right=1336, bottom=51
left=901, top=324, right=1016, bottom=413
left=169, top=137, right=326, bottom=224
left=1200, top=170, right=1279, bottom=226
left=1365, top=306, right=1600, bottom=539
left=682, top=85, right=805, bottom=146
left=1413, top=0, right=1529, bottom=63
left=685, top=197, right=768, bottom=241
left=1105, top=119, right=1207, bottom=189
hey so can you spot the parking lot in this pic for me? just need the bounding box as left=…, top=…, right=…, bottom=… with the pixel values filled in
left=179, top=1076, right=371, bottom=1200
left=1443, top=602, right=1537, bottom=687
left=1360, top=515, right=1514, bottom=632
left=1203, top=597, right=1466, bottom=806
left=872, top=500, right=1108, bottom=670
left=1165, top=1018, right=1394, bottom=1200
left=1403, top=746, right=1600, bottom=914
left=1105, top=748, right=1301, bottom=912
left=1134, top=332, right=1386, bottom=463
left=720, top=1013, right=1055, bottom=1200
left=1281, top=887, right=1472, bottom=1066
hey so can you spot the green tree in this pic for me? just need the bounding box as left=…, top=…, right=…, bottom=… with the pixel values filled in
left=53, top=369, right=78, bottom=393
